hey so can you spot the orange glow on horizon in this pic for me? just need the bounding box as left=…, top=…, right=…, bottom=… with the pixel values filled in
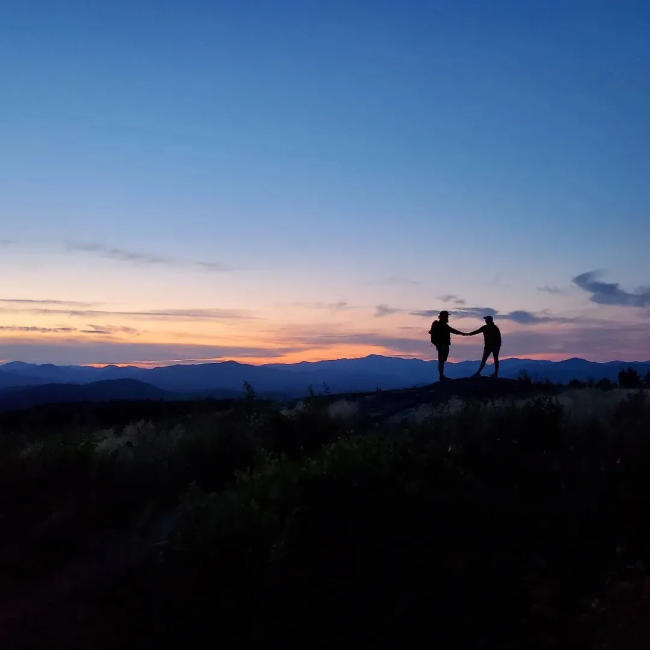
left=78, top=350, right=594, bottom=369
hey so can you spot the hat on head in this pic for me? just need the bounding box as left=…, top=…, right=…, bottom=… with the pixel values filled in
left=484, top=315, right=493, bottom=322
left=439, top=310, right=449, bottom=318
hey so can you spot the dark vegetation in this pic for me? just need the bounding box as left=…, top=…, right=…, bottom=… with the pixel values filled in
left=1, top=378, right=649, bottom=649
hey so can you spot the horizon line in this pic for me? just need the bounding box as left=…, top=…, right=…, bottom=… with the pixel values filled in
left=1, top=354, right=649, bottom=370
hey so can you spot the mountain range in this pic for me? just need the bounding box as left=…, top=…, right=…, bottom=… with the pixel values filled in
left=0, top=355, right=647, bottom=413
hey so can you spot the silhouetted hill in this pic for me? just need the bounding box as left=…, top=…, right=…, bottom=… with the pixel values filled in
left=1, top=374, right=649, bottom=650
left=0, top=355, right=648, bottom=397
left=0, top=368, right=51, bottom=389
left=0, top=379, right=172, bottom=412
left=309, top=376, right=549, bottom=423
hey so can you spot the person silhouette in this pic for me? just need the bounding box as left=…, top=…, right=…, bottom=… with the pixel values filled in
left=467, top=315, right=501, bottom=378
left=429, top=310, right=467, bottom=381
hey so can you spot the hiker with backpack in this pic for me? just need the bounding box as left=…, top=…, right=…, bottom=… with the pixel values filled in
left=429, top=310, right=468, bottom=381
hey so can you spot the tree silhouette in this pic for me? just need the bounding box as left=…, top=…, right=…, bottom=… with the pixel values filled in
left=243, top=381, right=257, bottom=401
left=618, top=367, right=642, bottom=388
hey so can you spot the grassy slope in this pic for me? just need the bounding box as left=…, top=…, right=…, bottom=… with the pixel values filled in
left=0, top=382, right=649, bottom=649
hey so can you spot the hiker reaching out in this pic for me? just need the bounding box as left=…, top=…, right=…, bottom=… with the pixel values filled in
left=467, top=315, right=502, bottom=378
left=429, top=310, right=468, bottom=381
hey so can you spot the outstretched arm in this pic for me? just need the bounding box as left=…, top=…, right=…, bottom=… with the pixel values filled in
left=467, top=328, right=483, bottom=336
left=448, top=327, right=467, bottom=336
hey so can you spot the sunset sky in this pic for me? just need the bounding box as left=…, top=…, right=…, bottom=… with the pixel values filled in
left=1, top=1, right=649, bottom=365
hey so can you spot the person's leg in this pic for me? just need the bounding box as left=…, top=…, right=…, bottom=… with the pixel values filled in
left=474, top=347, right=489, bottom=376
left=491, top=348, right=500, bottom=377
left=438, top=345, right=449, bottom=380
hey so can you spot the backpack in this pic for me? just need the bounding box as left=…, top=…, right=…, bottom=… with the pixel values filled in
left=429, top=320, right=442, bottom=346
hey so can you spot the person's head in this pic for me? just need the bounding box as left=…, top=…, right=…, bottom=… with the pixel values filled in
left=484, top=315, right=494, bottom=324
left=439, top=310, right=449, bottom=322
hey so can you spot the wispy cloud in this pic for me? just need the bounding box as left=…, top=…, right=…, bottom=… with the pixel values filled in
left=0, top=298, right=97, bottom=307
left=0, top=326, right=76, bottom=333
left=126, top=309, right=254, bottom=320
left=68, top=243, right=172, bottom=265
left=498, top=323, right=650, bottom=361
left=438, top=294, right=466, bottom=305
left=67, top=242, right=232, bottom=272
left=573, top=271, right=650, bottom=307
left=537, top=285, right=566, bottom=295
left=292, top=331, right=429, bottom=355
left=286, top=319, right=649, bottom=361
left=291, top=301, right=353, bottom=311
left=410, top=307, right=570, bottom=324
left=197, top=261, right=233, bottom=272
left=0, top=306, right=257, bottom=321
left=0, top=323, right=141, bottom=337
left=81, top=324, right=141, bottom=336
left=410, top=307, right=497, bottom=319
left=0, top=340, right=301, bottom=365
left=374, top=304, right=402, bottom=317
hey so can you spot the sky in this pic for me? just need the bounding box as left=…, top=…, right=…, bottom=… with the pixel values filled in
left=1, top=1, right=649, bottom=365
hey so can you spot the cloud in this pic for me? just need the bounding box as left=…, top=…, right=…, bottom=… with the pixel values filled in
left=374, top=304, right=402, bottom=317
left=438, top=294, right=466, bottom=305
left=0, top=340, right=302, bottom=365
left=197, top=261, right=233, bottom=272
left=293, top=331, right=429, bottom=355
left=573, top=271, right=650, bottom=307
left=453, top=307, right=499, bottom=319
left=373, top=301, right=485, bottom=317
left=410, top=307, right=497, bottom=319
left=68, top=243, right=231, bottom=273
left=80, top=324, right=141, bottom=336
left=0, top=305, right=257, bottom=321
left=0, top=240, right=12, bottom=245
left=291, top=301, right=353, bottom=311
left=2, top=320, right=647, bottom=365
left=0, top=323, right=141, bottom=337
left=119, top=309, right=255, bottom=320
left=537, top=285, right=565, bottom=295
left=271, top=323, right=431, bottom=355
left=0, top=326, right=76, bottom=333
left=289, top=320, right=650, bottom=362
left=410, top=306, right=570, bottom=324
left=0, top=298, right=97, bottom=307
left=410, top=309, right=444, bottom=318
left=68, top=243, right=172, bottom=265
left=497, top=323, right=650, bottom=361
left=503, top=310, right=569, bottom=324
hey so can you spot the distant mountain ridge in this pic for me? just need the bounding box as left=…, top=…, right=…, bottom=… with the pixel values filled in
left=0, top=356, right=648, bottom=402
left=0, top=379, right=172, bottom=412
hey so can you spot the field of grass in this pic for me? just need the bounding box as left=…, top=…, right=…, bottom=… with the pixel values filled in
left=1, top=385, right=649, bottom=649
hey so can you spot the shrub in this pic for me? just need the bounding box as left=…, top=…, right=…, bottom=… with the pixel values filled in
left=597, top=377, right=614, bottom=390
left=618, top=367, right=642, bottom=388
left=6, top=388, right=650, bottom=650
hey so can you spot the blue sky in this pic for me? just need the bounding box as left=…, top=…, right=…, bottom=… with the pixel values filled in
left=1, top=1, right=649, bottom=364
